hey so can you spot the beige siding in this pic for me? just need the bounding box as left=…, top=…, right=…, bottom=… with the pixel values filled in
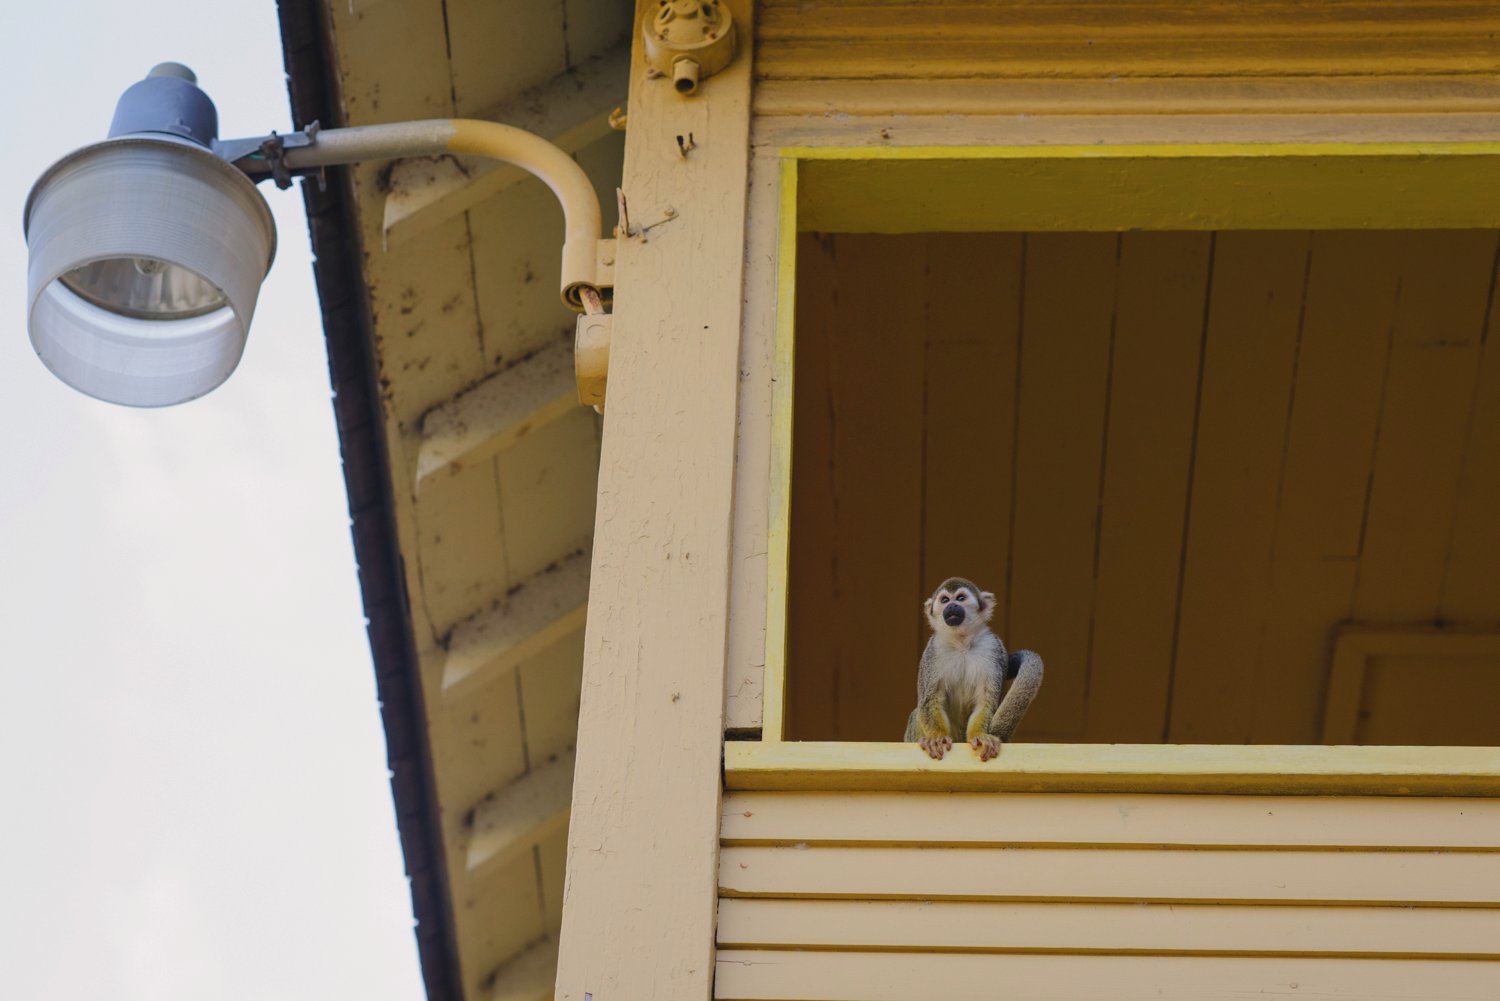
left=753, top=0, right=1500, bottom=123
left=716, top=790, right=1500, bottom=1000
left=717, top=952, right=1500, bottom=1001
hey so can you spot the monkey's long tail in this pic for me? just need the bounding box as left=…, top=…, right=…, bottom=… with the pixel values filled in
left=990, top=650, right=1044, bottom=742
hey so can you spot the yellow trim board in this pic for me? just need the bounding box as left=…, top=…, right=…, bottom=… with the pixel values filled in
left=785, top=142, right=1500, bottom=161
left=760, top=157, right=798, bottom=744
left=787, top=142, right=1500, bottom=233
left=725, top=742, right=1500, bottom=796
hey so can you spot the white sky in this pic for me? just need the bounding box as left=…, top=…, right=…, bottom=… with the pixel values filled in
left=0, top=3, right=426, bottom=999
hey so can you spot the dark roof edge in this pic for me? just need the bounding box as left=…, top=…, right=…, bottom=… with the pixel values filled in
left=275, top=3, right=461, bottom=998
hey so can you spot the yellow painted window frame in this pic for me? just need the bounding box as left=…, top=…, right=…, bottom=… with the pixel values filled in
left=739, top=142, right=1500, bottom=796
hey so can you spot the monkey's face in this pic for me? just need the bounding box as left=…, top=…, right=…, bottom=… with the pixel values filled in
left=924, top=578, right=996, bottom=637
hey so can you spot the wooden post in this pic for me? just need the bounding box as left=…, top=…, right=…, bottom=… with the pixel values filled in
left=554, top=2, right=753, bottom=999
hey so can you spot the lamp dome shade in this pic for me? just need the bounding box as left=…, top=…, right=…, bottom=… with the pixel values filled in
left=24, top=136, right=276, bottom=407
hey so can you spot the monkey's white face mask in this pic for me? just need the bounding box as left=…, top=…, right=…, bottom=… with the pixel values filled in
left=924, top=584, right=996, bottom=644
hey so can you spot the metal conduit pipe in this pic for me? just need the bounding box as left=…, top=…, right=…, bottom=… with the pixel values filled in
left=281, top=119, right=604, bottom=309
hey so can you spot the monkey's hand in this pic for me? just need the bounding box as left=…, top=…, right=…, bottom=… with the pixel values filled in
left=918, top=735, right=952, bottom=760
left=970, top=734, right=1000, bottom=762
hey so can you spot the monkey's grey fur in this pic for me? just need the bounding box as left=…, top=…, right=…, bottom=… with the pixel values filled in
left=902, top=576, right=1044, bottom=760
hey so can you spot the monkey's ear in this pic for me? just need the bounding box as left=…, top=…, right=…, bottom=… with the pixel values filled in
left=980, top=591, right=996, bottom=610
left=923, top=598, right=933, bottom=618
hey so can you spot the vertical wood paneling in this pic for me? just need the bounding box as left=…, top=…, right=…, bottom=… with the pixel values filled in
left=1168, top=232, right=1310, bottom=743
left=919, top=233, right=1022, bottom=622
left=786, top=234, right=841, bottom=740
left=1252, top=232, right=1402, bottom=743
left=1084, top=233, right=1210, bottom=742
left=785, top=233, right=928, bottom=741
left=1442, top=275, right=1500, bottom=622
left=783, top=229, right=1500, bottom=744
left=1008, top=234, right=1118, bottom=740
left=827, top=236, right=928, bottom=741
left=790, top=234, right=1022, bottom=741
left=1355, top=232, right=1499, bottom=620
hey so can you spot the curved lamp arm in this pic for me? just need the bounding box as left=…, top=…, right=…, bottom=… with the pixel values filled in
left=23, top=63, right=613, bottom=408
left=264, top=119, right=604, bottom=311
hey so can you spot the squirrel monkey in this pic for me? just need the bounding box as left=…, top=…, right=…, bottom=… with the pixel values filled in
left=903, top=577, right=1044, bottom=761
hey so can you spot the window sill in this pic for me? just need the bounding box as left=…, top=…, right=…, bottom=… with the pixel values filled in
left=724, top=741, right=1500, bottom=796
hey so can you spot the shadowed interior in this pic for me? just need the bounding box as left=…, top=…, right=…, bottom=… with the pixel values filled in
left=786, top=229, right=1500, bottom=745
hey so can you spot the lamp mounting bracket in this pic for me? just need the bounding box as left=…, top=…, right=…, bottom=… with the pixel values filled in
left=217, top=122, right=321, bottom=188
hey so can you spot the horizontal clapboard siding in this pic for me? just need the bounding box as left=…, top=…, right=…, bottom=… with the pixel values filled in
left=720, top=845, right=1500, bottom=905
left=756, top=1, right=1500, bottom=80
left=721, top=790, right=1500, bottom=849
left=716, top=790, right=1500, bottom=999
left=753, top=0, right=1500, bottom=122
left=716, top=951, right=1500, bottom=1001
left=718, top=899, right=1500, bottom=958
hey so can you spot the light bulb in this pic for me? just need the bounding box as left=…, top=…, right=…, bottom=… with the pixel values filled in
left=59, top=257, right=228, bottom=320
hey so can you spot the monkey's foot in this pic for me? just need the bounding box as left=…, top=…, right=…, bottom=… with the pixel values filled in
left=970, top=735, right=1000, bottom=762
left=919, top=735, right=952, bottom=760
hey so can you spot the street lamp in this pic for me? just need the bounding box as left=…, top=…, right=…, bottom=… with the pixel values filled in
left=24, top=63, right=607, bottom=407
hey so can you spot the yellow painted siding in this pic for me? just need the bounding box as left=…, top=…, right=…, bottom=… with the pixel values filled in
left=726, top=0, right=1500, bottom=732
left=755, top=1, right=1500, bottom=78
left=754, top=0, right=1500, bottom=122
left=715, top=790, right=1500, bottom=1000
left=783, top=229, right=1500, bottom=745
left=719, top=10, right=1500, bottom=996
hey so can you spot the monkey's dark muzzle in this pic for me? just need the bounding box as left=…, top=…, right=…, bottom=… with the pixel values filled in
left=943, top=604, right=966, bottom=627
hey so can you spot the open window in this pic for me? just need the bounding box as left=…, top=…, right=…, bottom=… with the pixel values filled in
left=738, top=145, right=1500, bottom=794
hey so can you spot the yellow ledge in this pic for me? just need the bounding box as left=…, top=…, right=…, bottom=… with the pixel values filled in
left=725, top=742, right=1500, bottom=797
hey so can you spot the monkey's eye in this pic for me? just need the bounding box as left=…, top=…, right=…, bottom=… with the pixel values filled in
left=955, top=592, right=968, bottom=602
left=939, top=595, right=949, bottom=604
